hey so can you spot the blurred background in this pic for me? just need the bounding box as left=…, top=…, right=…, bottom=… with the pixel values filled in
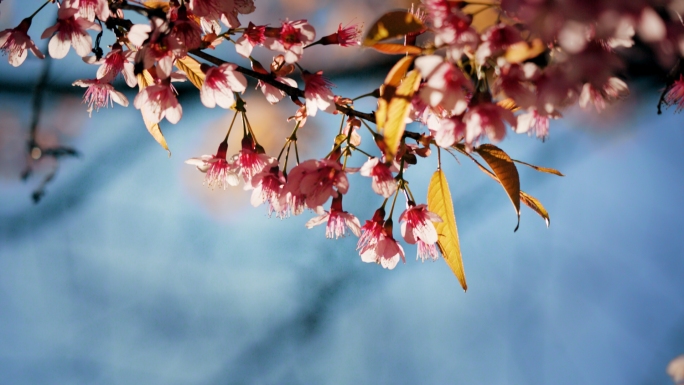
left=1, top=1, right=683, bottom=384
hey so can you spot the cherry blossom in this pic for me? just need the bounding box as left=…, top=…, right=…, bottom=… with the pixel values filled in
left=399, top=202, right=442, bottom=261
left=229, top=136, right=275, bottom=184
left=664, top=75, right=684, bottom=113
left=83, top=43, right=136, bottom=87
left=516, top=109, right=556, bottom=140
left=235, top=22, right=266, bottom=58
left=0, top=18, right=44, bottom=67
left=302, top=71, right=336, bottom=116
left=579, top=77, right=629, bottom=112
left=185, top=142, right=239, bottom=190
left=170, top=6, right=203, bottom=53
left=250, top=165, right=288, bottom=218
left=284, top=158, right=350, bottom=209
left=72, top=79, right=129, bottom=116
left=464, top=102, right=516, bottom=147
left=64, top=0, right=110, bottom=22
left=305, top=195, right=361, bottom=239
left=430, top=116, right=465, bottom=148
left=357, top=213, right=405, bottom=270
left=359, top=158, right=396, bottom=198
left=200, top=63, right=248, bottom=109
left=133, top=79, right=182, bottom=125
left=264, top=19, right=315, bottom=63
left=41, top=6, right=101, bottom=59
left=316, top=21, right=363, bottom=47
left=415, top=55, right=471, bottom=116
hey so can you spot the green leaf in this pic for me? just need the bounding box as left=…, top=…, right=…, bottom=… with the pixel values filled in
left=363, top=10, right=425, bottom=46
left=520, top=191, right=550, bottom=227
left=175, top=56, right=205, bottom=90
left=137, top=71, right=170, bottom=154
left=476, top=144, right=521, bottom=231
left=382, top=69, right=421, bottom=159
left=427, top=170, right=467, bottom=291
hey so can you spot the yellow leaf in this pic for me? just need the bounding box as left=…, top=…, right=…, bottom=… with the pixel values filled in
left=175, top=56, right=205, bottom=90
left=371, top=43, right=423, bottom=55
left=137, top=71, right=170, bottom=154
left=497, top=97, right=520, bottom=112
left=512, top=159, right=564, bottom=176
left=363, top=10, right=425, bottom=46
left=143, top=0, right=170, bottom=12
left=520, top=191, right=550, bottom=227
left=504, top=38, right=546, bottom=64
left=476, top=144, right=521, bottom=230
left=382, top=69, right=421, bottom=159
left=377, top=56, right=415, bottom=132
left=428, top=170, right=467, bottom=291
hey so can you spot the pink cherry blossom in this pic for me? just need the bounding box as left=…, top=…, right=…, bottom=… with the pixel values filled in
left=516, top=109, right=556, bottom=140
left=133, top=80, right=183, bottom=124
left=250, top=165, right=288, bottom=218
left=83, top=43, right=136, bottom=87
left=399, top=202, right=442, bottom=261
left=464, top=102, right=516, bottom=147
left=185, top=142, right=239, bottom=190
left=229, top=136, right=275, bottom=184
left=64, top=0, right=110, bottom=22
left=305, top=196, right=361, bottom=239
left=664, top=75, right=684, bottom=112
left=72, top=79, right=129, bottom=116
left=284, top=158, right=350, bottom=209
left=357, top=213, right=405, bottom=270
left=415, top=55, right=471, bottom=116
left=257, top=76, right=298, bottom=104
left=235, top=22, right=266, bottom=58
left=579, top=77, right=629, bottom=112
left=302, top=71, right=336, bottom=117
left=200, top=63, right=248, bottom=109
left=41, top=7, right=102, bottom=59
left=264, top=19, right=315, bottom=63
left=359, top=157, right=396, bottom=198
left=0, top=18, right=44, bottom=67
left=317, top=21, right=363, bottom=47
left=475, top=24, right=522, bottom=64
left=430, top=116, right=465, bottom=147
left=342, top=116, right=362, bottom=146
left=170, top=6, right=203, bottom=53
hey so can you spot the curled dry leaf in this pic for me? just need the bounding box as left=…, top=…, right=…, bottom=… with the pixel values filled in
left=520, top=191, right=550, bottom=227
left=476, top=144, right=521, bottom=231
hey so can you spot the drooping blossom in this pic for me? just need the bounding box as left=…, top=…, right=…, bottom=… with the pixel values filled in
left=83, top=43, right=137, bottom=87
left=0, top=18, right=44, bottom=67
left=254, top=55, right=298, bottom=104
left=415, top=55, right=471, bottom=116
left=668, top=355, right=684, bottom=385
left=475, top=24, right=522, bottom=64
left=664, top=75, right=684, bottom=113
left=185, top=141, right=239, bottom=190
left=516, top=108, right=557, bottom=141
left=357, top=211, right=405, bottom=270
left=200, top=63, right=248, bottom=109
left=133, top=79, right=182, bottom=124
left=315, top=21, right=363, bottom=47
left=235, top=22, right=266, bottom=58
left=305, top=195, right=361, bottom=239
left=250, top=165, right=288, bottom=218
left=430, top=116, right=465, bottom=147
left=284, top=157, right=350, bottom=209
left=424, top=0, right=479, bottom=56
left=399, top=202, right=442, bottom=261
left=169, top=6, right=203, bottom=53
left=41, top=6, right=102, bottom=59
left=64, top=0, right=110, bottom=22
left=343, top=116, right=361, bottom=146
left=302, top=71, right=336, bottom=116
left=464, top=102, right=516, bottom=147
left=72, top=79, right=129, bottom=116
left=578, top=77, right=629, bottom=112
left=359, top=157, right=396, bottom=198
left=264, top=19, right=315, bottom=63
left=229, top=135, right=275, bottom=184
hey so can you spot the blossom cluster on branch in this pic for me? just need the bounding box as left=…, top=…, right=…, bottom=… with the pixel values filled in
left=1, top=0, right=682, bottom=289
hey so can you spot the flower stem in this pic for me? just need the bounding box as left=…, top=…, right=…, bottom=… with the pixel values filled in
left=29, top=0, right=52, bottom=20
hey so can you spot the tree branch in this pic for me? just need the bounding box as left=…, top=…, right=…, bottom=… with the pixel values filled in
left=188, top=49, right=377, bottom=124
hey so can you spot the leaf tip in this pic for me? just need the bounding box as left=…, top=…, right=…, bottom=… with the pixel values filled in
left=514, top=215, right=520, bottom=232
left=545, top=218, right=550, bottom=228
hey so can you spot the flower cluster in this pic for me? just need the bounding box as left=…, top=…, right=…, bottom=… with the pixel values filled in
left=2, top=0, right=682, bottom=278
